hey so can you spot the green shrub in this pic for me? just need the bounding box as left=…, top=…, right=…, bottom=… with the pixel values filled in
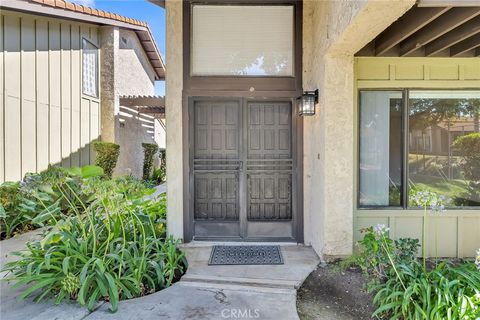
left=355, top=225, right=420, bottom=282
left=142, top=143, right=159, bottom=181
left=159, top=149, right=166, bottom=181
left=151, top=167, right=166, bottom=184
left=452, top=133, right=480, bottom=183
left=3, top=185, right=185, bottom=312
left=93, top=141, right=120, bottom=178
left=0, top=181, right=33, bottom=239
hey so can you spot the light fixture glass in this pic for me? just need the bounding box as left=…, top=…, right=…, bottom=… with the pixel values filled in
left=297, top=90, right=318, bottom=116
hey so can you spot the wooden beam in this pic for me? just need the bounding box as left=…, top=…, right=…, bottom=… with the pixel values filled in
left=426, top=15, right=480, bottom=55
left=119, top=96, right=165, bottom=108
left=418, top=0, right=480, bottom=7
left=450, top=33, right=480, bottom=56
left=400, top=7, right=480, bottom=56
left=375, top=6, right=450, bottom=55
left=476, top=47, right=480, bottom=56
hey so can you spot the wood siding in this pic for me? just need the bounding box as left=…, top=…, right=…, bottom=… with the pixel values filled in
left=1, top=10, right=101, bottom=183
left=354, top=57, right=480, bottom=258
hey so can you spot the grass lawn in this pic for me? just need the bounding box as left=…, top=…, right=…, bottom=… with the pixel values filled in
left=409, top=173, right=470, bottom=203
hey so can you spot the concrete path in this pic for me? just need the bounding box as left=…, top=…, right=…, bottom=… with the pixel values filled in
left=1, top=232, right=319, bottom=320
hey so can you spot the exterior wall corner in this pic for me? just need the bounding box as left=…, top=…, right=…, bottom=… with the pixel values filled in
left=165, top=0, right=185, bottom=241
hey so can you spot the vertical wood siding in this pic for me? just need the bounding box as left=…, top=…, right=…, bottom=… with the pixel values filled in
left=1, top=11, right=101, bottom=182
left=354, top=57, right=480, bottom=258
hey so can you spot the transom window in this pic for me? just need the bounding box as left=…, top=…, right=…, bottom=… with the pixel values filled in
left=82, top=39, right=98, bottom=98
left=359, top=90, right=480, bottom=208
left=191, top=5, right=294, bottom=77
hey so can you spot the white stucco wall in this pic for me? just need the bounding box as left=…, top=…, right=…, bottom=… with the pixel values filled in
left=302, top=0, right=415, bottom=257
left=117, top=29, right=156, bottom=95
left=100, top=27, right=164, bottom=179
left=165, top=0, right=184, bottom=239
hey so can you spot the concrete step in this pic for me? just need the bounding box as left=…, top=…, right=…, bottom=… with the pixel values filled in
left=178, top=279, right=297, bottom=295
left=181, top=273, right=300, bottom=290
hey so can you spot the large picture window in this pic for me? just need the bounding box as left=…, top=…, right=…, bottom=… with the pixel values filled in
left=359, top=90, right=480, bottom=208
left=191, top=5, right=294, bottom=76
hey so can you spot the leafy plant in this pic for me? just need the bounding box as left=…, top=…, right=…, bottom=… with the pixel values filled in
left=150, top=167, right=166, bottom=185
left=3, top=184, right=185, bottom=312
left=1, top=166, right=104, bottom=239
left=354, top=226, right=420, bottom=287
left=394, top=237, right=420, bottom=262
left=452, top=133, right=480, bottom=183
left=93, top=141, right=120, bottom=178
left=142, top=143, right=159, bottom=181
left=356, top=223, right=480, bottom=319
left=0, top=181, right=35, bottom=239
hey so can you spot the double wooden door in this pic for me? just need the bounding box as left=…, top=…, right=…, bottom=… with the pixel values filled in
left=190, top=98, right=297, bottom=241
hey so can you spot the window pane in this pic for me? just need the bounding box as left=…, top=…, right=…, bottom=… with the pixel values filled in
left=82, top=39, right=98, bottom=97
left=359, top=91, right=403, bottom=207
left=408, top=90, right=480, bottom=207
left=191, top=5, right=294, bottom=76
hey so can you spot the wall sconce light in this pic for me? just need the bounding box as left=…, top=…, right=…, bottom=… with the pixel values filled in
left=297, top=89, right=319, bottom=116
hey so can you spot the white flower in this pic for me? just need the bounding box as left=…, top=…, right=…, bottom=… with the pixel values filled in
left=373, top=224, right=390, bottom=236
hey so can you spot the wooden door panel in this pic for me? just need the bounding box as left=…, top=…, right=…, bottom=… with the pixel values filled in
left=194, top=172, right=239, bottom=220
left=246, top=102, right=293, bottom=222
left=193, top=100, right=241, bottom=224
left=247, top=172, right=292, bottom=220
left=194, top=100, right=240, bottom=159
left=248, top=102, right=291, bottom=159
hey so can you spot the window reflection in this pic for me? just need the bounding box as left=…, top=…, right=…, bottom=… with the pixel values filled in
left=359, top=91, right=403, bottom=207
left=191, top=5, right=294, bottom=77
left=408, top=91, right=480, bottom=207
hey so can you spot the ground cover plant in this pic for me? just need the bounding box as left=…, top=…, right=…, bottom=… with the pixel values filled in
left=1, top=165, right=186, bottom=312
left=0, top=165, right=103, bottom=240
left=350, top=191, right=480, bottom=319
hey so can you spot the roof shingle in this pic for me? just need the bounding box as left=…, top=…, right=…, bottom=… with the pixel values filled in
left=28, top=0, right=149, bottom=28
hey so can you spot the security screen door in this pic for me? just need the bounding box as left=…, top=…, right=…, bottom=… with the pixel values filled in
left=191, top=98, right=296, bottom=240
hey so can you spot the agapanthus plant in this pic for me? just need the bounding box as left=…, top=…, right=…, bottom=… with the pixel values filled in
left=409, top=189, right=448, bottom=271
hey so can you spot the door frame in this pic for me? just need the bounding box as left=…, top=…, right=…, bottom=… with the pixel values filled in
left=185, top=95, right=304, bottom=242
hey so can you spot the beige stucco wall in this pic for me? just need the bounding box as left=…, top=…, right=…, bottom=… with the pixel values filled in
left=165, top=0, right=184, bottom=239
left=100, top=27, right=164, bottom=179
left=302, top=0, right=416, bottom=257
left=1, top=10, right=101, bottom=183
left=118, top=29, right=156, bottom=95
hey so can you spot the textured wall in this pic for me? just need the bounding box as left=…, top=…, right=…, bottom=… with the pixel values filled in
left=118, top=29, right=155, bottom=95
left=99, top=26, right=119, bottom=144
left=115, top=29, right=159, bottom=178
left=100, top=27, right=163, bottom=179
left=0, top=10, right=100, bottom=183
left=165, top=0, right=184, bottom=239
left=302, top=0, right=415, bottom=257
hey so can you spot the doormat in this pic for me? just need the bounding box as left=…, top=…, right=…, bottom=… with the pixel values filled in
left=208, top=245, right=284, bottom=265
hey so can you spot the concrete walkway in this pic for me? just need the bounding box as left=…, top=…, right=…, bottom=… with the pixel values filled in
left=1, top=232, right=319, bottom=320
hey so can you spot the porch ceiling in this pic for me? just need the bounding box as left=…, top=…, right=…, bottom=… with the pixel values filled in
left=356, top=3, right=480, bottom=57
left=119, top=95, right=165, bottom=118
